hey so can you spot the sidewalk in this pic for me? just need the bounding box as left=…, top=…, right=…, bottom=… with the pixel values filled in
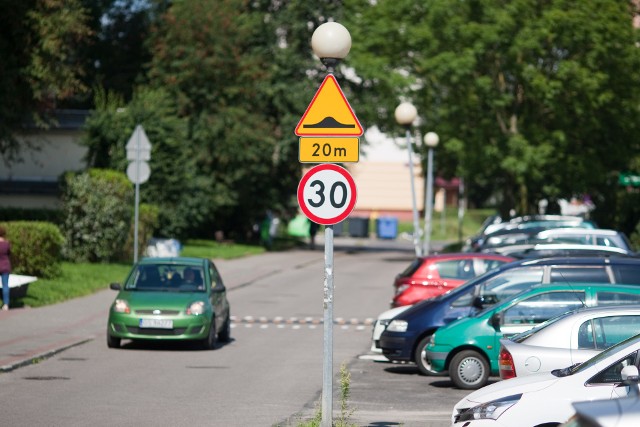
left=0, top=234, right=444, bottom=372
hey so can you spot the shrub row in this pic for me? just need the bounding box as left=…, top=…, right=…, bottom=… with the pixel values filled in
left=2, top=168, right=161, bottom=279
left=0, top=221, right=64, bottom=278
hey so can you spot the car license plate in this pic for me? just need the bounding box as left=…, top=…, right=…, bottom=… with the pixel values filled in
left=139, top=318, right=173, bottom=329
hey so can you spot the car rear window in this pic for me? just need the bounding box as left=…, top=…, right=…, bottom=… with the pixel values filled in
left=579, top=316, right=640, bottom=350
left=398, top=258, right=423, bottom=278
left=612, top=265, right=640, bottom=285
left=550, top=267, right=609, bottom=283
left=596, top=292, right=640, bottom=306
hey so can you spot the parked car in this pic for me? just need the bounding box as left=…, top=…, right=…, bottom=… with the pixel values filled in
left=424, top=283, right=640, bottom=390
left=561, top=395, right=640, bottom=427
left=370, top=305, right=412, bottom=356
left=107, top=257, right=231, bottom=350
left=451, top=334, right=640, bottom=426
left=379, top=256, right=640, bottom=376
left=465, top=215, right=597, bottom=252
left=535, top=228, right=634, bottom=252
left=391, top=253, right=515, bottom=307
left=486, top=243, right=636, bottom=258
left=499, top=305, right=640, bottom=380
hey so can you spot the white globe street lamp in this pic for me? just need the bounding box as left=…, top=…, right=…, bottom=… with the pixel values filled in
left=312, top=22, right=352, bottom=71
left=395, top=102, right=422, bottom=257
left=423, top=132, right=439, bottom=255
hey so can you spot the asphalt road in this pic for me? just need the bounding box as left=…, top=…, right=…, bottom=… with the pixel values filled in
left=0, top=236, right=474, bottom=426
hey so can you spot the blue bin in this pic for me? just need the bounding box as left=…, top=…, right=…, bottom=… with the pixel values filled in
left=376, top=217, right=398, bottom=239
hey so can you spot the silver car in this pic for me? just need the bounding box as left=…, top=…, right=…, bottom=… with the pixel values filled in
left=499, top=305, right=640, bottom=380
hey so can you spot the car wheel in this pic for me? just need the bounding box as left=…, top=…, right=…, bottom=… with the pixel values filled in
left=107, top=333, right=120, bottom=349
left=200, top=320, right=217, bottom=350
left=414, top=335, right=439, bottom=376
left=450, top=350, right=490, bottom=390
left=218, top=313, right=231, bottom=342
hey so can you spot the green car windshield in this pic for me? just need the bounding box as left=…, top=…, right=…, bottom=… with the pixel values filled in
left=125, top=264, right=206, bottom=292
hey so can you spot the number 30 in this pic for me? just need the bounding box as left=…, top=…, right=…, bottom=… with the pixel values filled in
left=308, top=180, right=347, bottom=208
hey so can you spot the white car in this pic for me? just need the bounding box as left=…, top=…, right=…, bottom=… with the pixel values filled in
left=535, top=228, right=634, bottom=252
left=499, top=305, right=640, bottom=380
left=451, top=333, right=640, bottom=426
left=562, top=396, right=640, bottom=427
left=370, top=305, right=412, bottom=355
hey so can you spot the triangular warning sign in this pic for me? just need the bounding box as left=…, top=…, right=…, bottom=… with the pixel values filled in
left=295, top=74, right=363, bottom=137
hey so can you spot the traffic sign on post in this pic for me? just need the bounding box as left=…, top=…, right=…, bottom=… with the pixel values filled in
left=126, top=124, right=151, bottom=161
left=297, top=164, right=357, bottom=225
left=295, top=74, right=363, bottom=137
left=125, top=124, right=152, bottom=264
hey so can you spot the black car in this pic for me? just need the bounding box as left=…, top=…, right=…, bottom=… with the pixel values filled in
left=378, top=256, right=640, bottom=375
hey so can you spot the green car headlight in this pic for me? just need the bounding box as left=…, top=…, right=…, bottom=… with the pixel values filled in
left=187, top=301, right=205, bottom=315
left=456, top=394, right=522, bottom=422
left=113, top=299, right=130, bottom=314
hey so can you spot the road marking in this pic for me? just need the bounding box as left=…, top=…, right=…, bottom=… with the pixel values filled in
left=231, top=315, right=374, bottom=326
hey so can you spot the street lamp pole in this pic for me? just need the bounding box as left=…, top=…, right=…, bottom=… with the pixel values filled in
left=395, top=102, right=422, bottom=257
left=423, top=132, right=439, bottom=255
left=310, top=21, right=351, bottom=427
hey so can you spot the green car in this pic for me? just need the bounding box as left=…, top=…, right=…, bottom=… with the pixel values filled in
left=107, top=257, right=231, bottom=350
left=424, top=282, right=640, bottom=390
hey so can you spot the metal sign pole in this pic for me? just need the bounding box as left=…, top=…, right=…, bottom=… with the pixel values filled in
left=321, top=224, right=334, bottom=427
left=133, top=130, right=141, bottom=264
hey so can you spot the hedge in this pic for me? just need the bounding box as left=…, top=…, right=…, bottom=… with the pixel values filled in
left=0, top=221, right=64, bottom=278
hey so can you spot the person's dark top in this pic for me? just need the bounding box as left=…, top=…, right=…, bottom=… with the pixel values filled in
left=0, top=241, right=11, bottom=274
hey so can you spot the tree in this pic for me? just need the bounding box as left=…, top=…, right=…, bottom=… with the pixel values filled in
left=145, top=0, right=345, bottom=238
left=0, top=0, right=92, bottom=164
left=345, top=0, right=640, bottom=219
left=81, top=86, right=193, bottom=238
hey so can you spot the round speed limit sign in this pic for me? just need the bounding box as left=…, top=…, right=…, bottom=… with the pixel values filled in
left=297, top=164, right=357, bottom=225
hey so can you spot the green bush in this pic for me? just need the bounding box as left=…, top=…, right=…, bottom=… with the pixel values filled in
left=1, top=221, right=64, bottom=278
left=122, top=203, right=160, bottom=261
left=62, top=168, right=134, bottom=262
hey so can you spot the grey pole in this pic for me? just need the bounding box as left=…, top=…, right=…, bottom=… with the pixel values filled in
left=133, top=130, right=141, bottom=264
left=423, top=147, right=434, bottom=255
left=321, top=224, right=334, bottom=427
left=406, top=128, right=422, bottom=257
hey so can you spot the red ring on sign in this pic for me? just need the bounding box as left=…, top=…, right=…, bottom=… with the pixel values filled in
left=297, top=164, right=357, bottom=226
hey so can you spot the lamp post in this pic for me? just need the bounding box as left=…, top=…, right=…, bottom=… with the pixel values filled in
left=423, top=131, right=439, bottom=255
left=311, top=21, right=351, bottom=427
left=394, top=102, right=422, bottom=257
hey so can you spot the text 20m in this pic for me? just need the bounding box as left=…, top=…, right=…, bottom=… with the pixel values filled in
left=298, top=137, right=359, bottom=163
left=313, top=143, right=347, bottom=157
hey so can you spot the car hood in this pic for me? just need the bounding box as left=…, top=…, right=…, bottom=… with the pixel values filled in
left=377, top=305, right=412, bottom=321
left=456, top=372, right=559, bottom=408
left=117, top=291, right=206, bottom=310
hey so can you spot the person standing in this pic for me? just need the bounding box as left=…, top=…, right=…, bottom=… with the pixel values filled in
left=0, top=225, right=11, bottom=310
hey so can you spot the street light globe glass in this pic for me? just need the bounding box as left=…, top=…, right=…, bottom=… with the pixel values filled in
left=311, top=22, right=352, bottom=59
left=424, top=132, right=440, bottom=147
left=394, top=102, right=418, bottom=125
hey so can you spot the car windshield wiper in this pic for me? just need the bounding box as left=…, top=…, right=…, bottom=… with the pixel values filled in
left=551, top=363, right=580, bottom=377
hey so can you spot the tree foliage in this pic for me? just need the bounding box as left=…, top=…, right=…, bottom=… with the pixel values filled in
left=81, top=86, right=192, bottom=237
left=0, top=0, right=92, bottom=164
left=143, top=0, right=344, bottom=238
left=345, top=0, right=640, bottom=218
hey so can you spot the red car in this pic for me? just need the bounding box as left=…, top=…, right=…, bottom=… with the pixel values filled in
left=391, top=253, right=515, bottom=307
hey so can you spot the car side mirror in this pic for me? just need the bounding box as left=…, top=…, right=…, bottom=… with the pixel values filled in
left=490, top=312, right=501, bottom=331
left=110, top=283, right=121, bottom=291
left=472, top=296, right=484, bottom=309
left=212, top=284, right=226, bottom=293
left=621, top=365, right=640, bottom=397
